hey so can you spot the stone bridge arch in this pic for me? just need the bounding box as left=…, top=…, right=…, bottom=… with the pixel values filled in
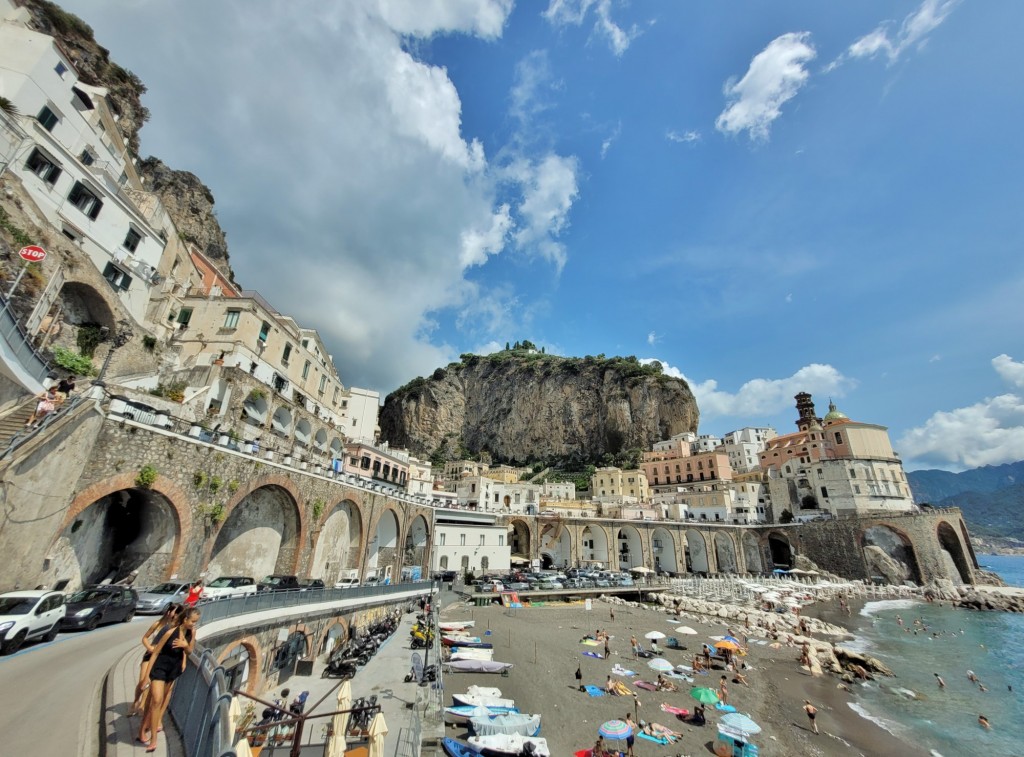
left=764, top=531, right=795, bottom=570
left=742, top=532, right=764, bottom=574
left=364, top=506, right=401, bottom=582
left=862, top=524, right=923, bottom=585
left=714, top=532, right=739, bottom=573
left=310, top=498, right=363, bottom=584
left=581, top=524, right=611, bottom=568
left=936, top=520, right=972, bottom=584
left=616, top=525, right=644, bottom=570
left=651, top=526, right=679, bottom=574
left=403, top=513, right=431, bottom=578
left=508, top=518, right=533, bottom=563
left=685, top=529, right=710, bottom=573
left=539, top=522, right=571, bottom=568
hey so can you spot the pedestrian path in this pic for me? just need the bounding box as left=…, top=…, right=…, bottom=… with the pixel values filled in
left=105, top=644, right=184, bottom=757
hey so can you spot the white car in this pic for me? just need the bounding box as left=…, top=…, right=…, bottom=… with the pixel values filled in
left=0, top=591, right=66, bottom=654
left=202, top=576, right=257, bottom=600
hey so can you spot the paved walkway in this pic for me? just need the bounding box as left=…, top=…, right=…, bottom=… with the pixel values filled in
left=106, top=643, right=184, bottom=757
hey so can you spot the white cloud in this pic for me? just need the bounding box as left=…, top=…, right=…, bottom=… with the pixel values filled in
left=646, top=331, right=658, bottom=346
left=543, top=0, right=640, bottom=57
left=831, top=0, right=959, bottom=69
left=460, top=205, right=512, bottom=267
left=375, top=0, right=514, bottom=39
left=600, top=122, right=622, bottom=159
left=715, top=32, right=817, bottom=141
left=929, top=354, right=942, bottom=363
left=899, top=355, right=1024, bottom=469
left=640, top=360, right=854, bottom=420
left=784, top=293, right=793, bottom=303
left=510, top=50, right=558, bottom=131
left=666, top=129, right=701, bottom=144
left=508, top=153, right=581, bottom=272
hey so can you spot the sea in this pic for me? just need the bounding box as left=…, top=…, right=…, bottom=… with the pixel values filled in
left=847, top=554, right=1024, bottom=757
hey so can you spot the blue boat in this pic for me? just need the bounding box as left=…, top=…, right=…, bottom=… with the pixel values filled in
left=442, top=737, right=479, bottom=757
left=444, top=704, right=520, bottom=726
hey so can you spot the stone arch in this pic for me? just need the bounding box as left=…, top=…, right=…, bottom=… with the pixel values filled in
left=50, top=473, right=192, bottom=590
left=295, top=418, right=312, bottom=447
left=271, top=405, right=293, bottom=437
left=936, top=521, right=972, bottom=584
left=404, top=514, right=430, bottom=578
left=651, top=527, right=679, bottom=574
left=959, top=519, right=979, bottom=569
left=208, top=480, right=304, bottom=579
left=313, top=428, right=329, bottom=454
left=508, top=519, right=532, bottom=561
left=318, top=617, right=350, bottom=657
left=365, top=507, right=400, bottom=582
left=58, top=280, right=117, bottom=332
left=685, top=530, right=709, bottom=573
left=217, top=637, right=261, bottom=694
left=310, top=499, right=362, bottom=584
left=329, top=437, right=343, bottom=459
left=742, top=532, right=764, bottom=574
left=581, top=525, right=610, bottom=568
left=714, top=532, right=739, bottom=573
left=242, top=391, right=269, bottom=428
left=862, top=524, right=923, bottom=585
left=765, top=532, right=794, bottom=570
left=539, top=523, right=571, bottom=569
left=616, top=525, right=644, bottom=570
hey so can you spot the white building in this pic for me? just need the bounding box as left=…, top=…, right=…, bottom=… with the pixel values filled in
left=720, top=426, right=776, bottom=474
left=343, top=386, right=380, bottom=444
left=0, top=7, right=168, bottom=326
left=432, top=509, right=510, bottom=577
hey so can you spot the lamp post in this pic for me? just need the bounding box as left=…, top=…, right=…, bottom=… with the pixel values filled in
left=94, top=319, right=133, bottom=387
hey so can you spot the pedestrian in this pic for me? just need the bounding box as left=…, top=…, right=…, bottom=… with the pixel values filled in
left=129, top=604, right=184, bottom=717
left=934, top=673, right=946, bottom=689
left=803, top=700, right=818, bottom=734
left=630, top=634, right=639, bottom=659
left=140, top=607, right=199, bottom=752
left=604, top=637, right=610, bottom=659
left=25, top=386, right=61, bottom=428
left=610, top=607, right=615, bottom=622
left=184, top=580, right=204, bottom=607
left=57, top=375, right=76, bottom=398
left=718, top=675, right=729, bottom=705
left=576, top=664, right=584, bottom=691
left=624, top=713, right=637, bottom=757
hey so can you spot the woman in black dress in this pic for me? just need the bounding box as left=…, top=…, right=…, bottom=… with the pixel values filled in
left=130, top=604, right=183, bottom=716
left=140, top=608, right=199, bottom=751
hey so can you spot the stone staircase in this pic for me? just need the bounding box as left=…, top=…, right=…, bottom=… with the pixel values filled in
left=0, top=398, right=36, bottom=449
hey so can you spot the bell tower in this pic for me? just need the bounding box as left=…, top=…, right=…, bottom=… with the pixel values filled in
left=794, top=392, right=820, bottom=432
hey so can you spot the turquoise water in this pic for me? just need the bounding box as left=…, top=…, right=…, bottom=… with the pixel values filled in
left=849, top=555, right=1024, bottom=757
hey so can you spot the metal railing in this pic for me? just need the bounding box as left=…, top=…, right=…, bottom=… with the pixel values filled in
left=0, top=292, right=52, bottom=385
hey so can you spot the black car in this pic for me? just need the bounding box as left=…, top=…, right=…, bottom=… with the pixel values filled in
left=61, top=586, right=138, bottom=631
left=297, top=579, right=325, bottom=591
left=258, top=575, right=300, bottom=592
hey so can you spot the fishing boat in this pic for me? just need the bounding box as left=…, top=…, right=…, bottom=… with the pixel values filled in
left=439, top=621, right=476, bottom=631
left=441, top=737, right=478, bottom=757
left=467, top=734, right=551, bottom=756
left=445, top=659, right=512, bottom=674
left=469, top=713, right=541, bottom=738
left=443, top=704, right=520, bottom=726
left=465, top=686, right=502, bottom=698
left=450, top=649, right=494, bottom=661
left=452, top=693, right=516, bottom=708
left=443, top=637, right=493, bottom=649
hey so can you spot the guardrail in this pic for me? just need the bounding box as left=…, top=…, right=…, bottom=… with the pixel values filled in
left=171, top=581, right=435, bottom=757
left=0, top=292, right=52, bottom=385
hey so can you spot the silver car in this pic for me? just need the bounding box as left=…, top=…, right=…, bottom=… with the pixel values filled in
left=135, top=582, right=191, bottom=614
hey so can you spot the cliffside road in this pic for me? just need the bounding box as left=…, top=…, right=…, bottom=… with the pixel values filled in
left=0, top=619, right=144, bottom=756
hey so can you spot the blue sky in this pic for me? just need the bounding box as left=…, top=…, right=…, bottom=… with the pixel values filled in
left=58, top=1, right=1024, bottom=471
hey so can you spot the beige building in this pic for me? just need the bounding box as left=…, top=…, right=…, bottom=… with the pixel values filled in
left=483, top=464, right=522, bottom=484
left=591, top=466, right=649, bottom=502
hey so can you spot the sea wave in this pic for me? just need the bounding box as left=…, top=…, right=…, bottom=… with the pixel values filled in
left=859, top=598, right=920, bottom=618
left=847, top=701, right=901, bottom=736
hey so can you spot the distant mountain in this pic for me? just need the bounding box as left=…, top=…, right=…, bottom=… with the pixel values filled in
left=908, top=462, right=1024, bottom=545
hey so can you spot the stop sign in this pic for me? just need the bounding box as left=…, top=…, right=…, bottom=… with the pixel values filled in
left=18, top=245, right=46, bottom=263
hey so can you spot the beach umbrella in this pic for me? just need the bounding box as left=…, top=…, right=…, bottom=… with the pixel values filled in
left=227, top=695, right=242, bottom=735
left=691, top=687, right=720, bottom=704
left=327, top=680, right=352, bottom=757
left=675, top=626, right=698, bottom=635
left=715, top=640, right=740, bottom=652
left=648, top=658, right=674, bottom=672
left=645, top=631, right=667, bottom=640
left=720, top=713, right=762, bottom=737
left=367, top=712, right=389, bottom=757
left=723, top=635, right=741, bottom=645
left=598, top=719, right=633, bottom=740
left=761, top=592, right=781, bottom=601
left=234, top=737, right=254, bottom=757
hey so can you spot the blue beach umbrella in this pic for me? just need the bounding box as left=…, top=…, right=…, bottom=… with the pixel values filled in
left=598, top=719, right=633, bottom=740
left=719, top=712, right=762, bottom=737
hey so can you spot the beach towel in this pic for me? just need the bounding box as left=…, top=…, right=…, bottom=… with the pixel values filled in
left=637, top=732, right=671, bottom=745
left=716, top=703, right=737, bottom=713
left=583, top=651, right=604, bottom=659
left=584, top=685, right=606, bottom=697
left=665, top=672, right=692, bottom=682
left=580, top=639, right=602, bottom=646
left=611, top=664, right=636, bottom=677
left=660, top=703, right=689, bottom=717
left=635, top=681, right=659, bottom=691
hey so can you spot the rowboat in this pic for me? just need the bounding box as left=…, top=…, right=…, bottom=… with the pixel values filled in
left=469, top=713, right=541, bottom=738
left=441, top=737, right=478, bottom=757
left=450, top=649, right=494, bottom=661
left=452, top=693, right=516, bottom=708
left=443, top=637, right=493, bottom=649
left=465, top=686, right=502, bottom=698
left=439, top=621, right=476, bottom=631
left=467, top=734, right=550, bottom=755
left=445, top=660, right=512, bottom=674
left=443, top=704, right=520, bottom=726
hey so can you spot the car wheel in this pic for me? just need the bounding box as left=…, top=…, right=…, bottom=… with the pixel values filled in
left=1, top=630, right=27, bottom=655
left=43, top=624, right=59, bottom=642
left=85, top=615, right=99, bottom=632
left=122, top=610, right=135, bottom=623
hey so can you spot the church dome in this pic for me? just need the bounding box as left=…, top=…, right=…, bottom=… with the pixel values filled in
left=824, top=400, right=848, bottom=422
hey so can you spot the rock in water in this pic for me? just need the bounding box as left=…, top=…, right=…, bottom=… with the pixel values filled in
left=380, top=352, right=698, bottom=464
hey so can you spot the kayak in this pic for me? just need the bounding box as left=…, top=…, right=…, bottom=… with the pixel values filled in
left=442, top=737, right=478, bottom=757
left=440, top=621, right=476, bottom=631
left=467, top=734, right=550, bottom=755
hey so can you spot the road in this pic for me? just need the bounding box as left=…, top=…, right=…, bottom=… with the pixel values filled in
left=0, top=617, right=144, bottom=756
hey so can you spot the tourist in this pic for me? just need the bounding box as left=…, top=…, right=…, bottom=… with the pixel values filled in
left=624, top=713, right=637, bottom=757
left=604, top=637, right=610, bottom=659
left=610, top=607, right=615, bottom=622
left=575, top=664, right=583, bottom=691
left=130, top=604, right=184, bottom=717
left=57, top=375, right=76, bottom=398
left=605, top=675, right=614, bottom=694
left=690, top=704, right=706, bottom=726
left=967, top=670, right=978, bottom=684
left=630, top=634, right=639, bottom=659
left=934, top=673, right=946, bottom=689
left=718, top=675, right=729, bottom=705
left=642, top=721, right=681, bottom=743
left=140, top=607, right=199, bottom=752
left=732, top=669, right=750, bottom=687
left=978, top=714, right=991, bottom=729
left=803, top=700, right=818, bottom=734
left=25, top=386, right=61, bottom=429
left=184, top=580, right=204, bottom=607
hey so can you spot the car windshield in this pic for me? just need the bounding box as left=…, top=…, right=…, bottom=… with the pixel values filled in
left=0, top=597, right=37, bottom=614
left=207, top=578, right=234, bottom=588
left=148, top=583, right=183, bottom=594
left=67, top=589, right=110, bottom=604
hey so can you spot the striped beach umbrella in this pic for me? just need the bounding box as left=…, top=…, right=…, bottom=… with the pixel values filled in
left=648, top=658, right=674, bottom=672
left=598, top=719, right=633, bottom=739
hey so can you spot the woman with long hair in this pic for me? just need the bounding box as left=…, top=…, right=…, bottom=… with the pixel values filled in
left=129, top=604, right=184, bottom=717
left=139, top=607, right=199, bottom=752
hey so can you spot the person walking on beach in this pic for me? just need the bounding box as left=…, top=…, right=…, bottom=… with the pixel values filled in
left=624, top=713, right=637, bottom=757
left=803, top=700, right=818, bottom=734
left=610, top=607, right=615, bottom=622
left=718, top=675, right=729, bottom=705
left=604, top=637, right=611, bottom=659
left=575, top=664, right=583, bottom=692
left=630, top=634, right=639, bottom=659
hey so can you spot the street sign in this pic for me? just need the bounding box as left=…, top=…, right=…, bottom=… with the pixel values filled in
left=18, top=245, right=46, bottom=263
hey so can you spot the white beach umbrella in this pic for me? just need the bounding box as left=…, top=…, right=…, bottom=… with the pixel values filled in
left=367, top=712, right=389, bottom=757
left=648, top=658, right=674, bottom=672
left=675, top=626, right=698, bottom=635
left=645, top=631, right=667, bottom=640
left=234, top=737, right=254, bottom=757
left=327, top=680, right=352, bottom=757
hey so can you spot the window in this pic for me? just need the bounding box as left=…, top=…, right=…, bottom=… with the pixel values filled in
left=834, top=432, right=842, bottom=443
left=258, top=321, right=270, bottom=343
left=854, top=484, right=861, bottom=494
left=302, top=360, right=311, bottom=379
left=176, top=308, right=193, bottom=326
left=319, top=375, right=327, bottom=394
left=223, top=310, right=240, bottom=329
left=439, top=533, right=446, bottom=546
left=26, top=149, right=62, bottom=185
left=55, top=62, right=68, bottom=77
left=79, top=149, right=95, bottom=166
left=102, top=262, right=132, bottom=292
left=281, top=343, right=292, bottom=365
left=123, top=228, right=142, bottom=253
left=36, top=105, right=58, bottom=131
left=479, top=535, right=485, bottom=546
left=68, top=181, right=102, bottom=219
left=498, top=535, right=504, bottom=546
left=460, top=534, right=466, bottom=546
left=820, top=486, right=829, bottom=498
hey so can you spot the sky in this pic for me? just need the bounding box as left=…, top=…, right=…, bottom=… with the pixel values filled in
left=56, top=0, right=1024, bottom=472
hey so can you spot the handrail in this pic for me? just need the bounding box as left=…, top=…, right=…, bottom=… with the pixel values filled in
left=0, top=289, right=52, bottom=385
left=0, top=389, right=90, bottom=461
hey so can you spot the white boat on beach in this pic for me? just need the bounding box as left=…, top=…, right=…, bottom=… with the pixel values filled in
left=469, top=713, right=541, bottom=738
left=466, top=686, right=502, bottom=698
left=466, top=734, right=550, bottom=755
left=443, top=704, right=520, bottom=726
left=451, top=649, right=494, bottom=661
left=452, top=693, right=516, bottom=708
left=440, top=621, right=476, bottom=631
left=445, top=660, right=513, bottom=674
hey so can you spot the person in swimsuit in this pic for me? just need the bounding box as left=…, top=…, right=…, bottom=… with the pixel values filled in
left=130, top=604, right=183, bottom=716
left=803, top=699, right=818, bottom=734
left=624, top=713, right=637, bottom=757
left=184, top=580, right=204, bottom=607
left=140, top=608, right=199, bottom=752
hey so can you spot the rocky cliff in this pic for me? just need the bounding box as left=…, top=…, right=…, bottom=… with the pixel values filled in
left=379, top=352, right=699, bottom=465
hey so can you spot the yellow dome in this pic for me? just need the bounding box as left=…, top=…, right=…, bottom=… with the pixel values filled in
left=824, top=400, right=848, bottom=422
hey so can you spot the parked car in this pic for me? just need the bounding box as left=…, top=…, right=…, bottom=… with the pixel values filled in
left=135, top=581, right=191, bottom=614
left=297, top=579, right=325, bottom=591
left=203, top=576, right=257, bottom=600
left=333, top=577, right=360, bottom=589
left=506, top=582, right=530, bottom=592
left=594, top=579, right=611, bottom=588
left=0, top=591, right=66, bottom=654
left=258, top=575, right=300, bottom=592
left=61, top=587, right=138, bottom=631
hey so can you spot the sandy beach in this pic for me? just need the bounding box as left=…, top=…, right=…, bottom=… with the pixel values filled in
left=438, top=596, right=927, bottom=756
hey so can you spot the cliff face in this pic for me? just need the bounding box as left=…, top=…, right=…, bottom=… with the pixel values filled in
left=380, top=353, right=700, bottom=465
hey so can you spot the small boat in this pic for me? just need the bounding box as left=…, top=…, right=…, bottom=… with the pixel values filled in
left=469, top=713, right=542, bottom=738
left=443, top=704, right=520, bottom=725
left=452, top=693, right=516, bottom=708
left=443, top=637, right=493, bottom=649
left=445, top=660, right=512, bottom=674
left=451, top=649, right=494, bottom=661
left=442, top=737, right=478, bottom=757
left=440, top=621, right=476, bottom=631
left=466, top=685, right=502, bottom=698
left=467, top=734, right=550, bottom=756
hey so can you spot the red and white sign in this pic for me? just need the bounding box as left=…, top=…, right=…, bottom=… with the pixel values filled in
left=18, top=245, right=46, bottom=263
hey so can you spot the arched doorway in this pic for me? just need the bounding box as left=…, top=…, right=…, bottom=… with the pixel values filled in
left=685, top=530, right=709, bottom=573
left=366, top=509, right=399, bottom=583
left=221, top=642, right=256, bottom=694
left=404, top=515, right=430, bottom=578
left=742, top=532, right=763, bottom=574
left=50, top=487, right=179, bottom=591
left=539, top=524, right=571, bottom=569
left=714, top=533, right=738, bottom=573
left=209, top=485, right=301, bottom=579
left=508, top=519, right=531, bottom=563
left=310, top=500, right=362, bottom=585
left=651, top=527, right=678, bottom=574
left=767, top=533, right=794, bottom=570
left=936, top=522, right=972, bottom=584
left=55, top=281, right=116, bottom=354
left=617, top=526, right=644, bottom=570
left=862, top=525, right=923, bottom=585
left=581, top=525, right=609, bottom=568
